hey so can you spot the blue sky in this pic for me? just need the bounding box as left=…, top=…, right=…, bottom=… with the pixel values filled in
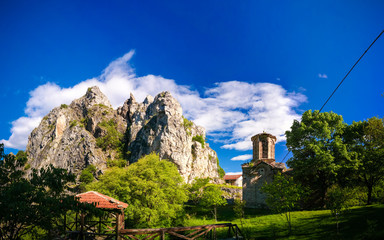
left=1, top=0, right=383, bottom=174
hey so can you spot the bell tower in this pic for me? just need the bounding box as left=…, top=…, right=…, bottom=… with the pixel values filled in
left=242, top=132, right=285, bottom=208
left=251, top=132, right=276, bottom=162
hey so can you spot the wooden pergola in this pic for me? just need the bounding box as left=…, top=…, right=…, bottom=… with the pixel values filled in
left=64, top=191, right=244, bottom=240
left=65, top=191, right=128, bottom=240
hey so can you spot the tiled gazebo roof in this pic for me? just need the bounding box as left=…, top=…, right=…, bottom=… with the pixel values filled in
left=76, top=191, right=128, bottom=209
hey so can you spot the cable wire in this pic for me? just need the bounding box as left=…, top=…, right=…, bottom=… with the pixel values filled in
left=280, top=30, right=384, bottom=163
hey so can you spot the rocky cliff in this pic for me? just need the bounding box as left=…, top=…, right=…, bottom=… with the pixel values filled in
left=26, top=86, right=220, bottom=182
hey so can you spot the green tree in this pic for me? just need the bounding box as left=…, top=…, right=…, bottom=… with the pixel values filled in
left=0, top=144, right=84, bottom=240
left=87, top=153, right=188, bottom=228
left=261, top=172, right=304, bottom=234
left=286, top=110, right=351, bottom=207
left=188, top=177, right=210, bottom=204
left=200, top=185, right=227, bottom=222
left=344, top=117, right=384, bottom=205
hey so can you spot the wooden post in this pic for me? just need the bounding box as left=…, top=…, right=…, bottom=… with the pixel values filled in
left=121, top=209, right=125, bottom=229
left=80, top=213, right=85, bottom=240
left=116, top=212, right=120, bottom=240
left=161, top=230, right=165, bottom=240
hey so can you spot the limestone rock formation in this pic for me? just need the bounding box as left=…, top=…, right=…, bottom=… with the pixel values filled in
left=26, top=86, right=220, bottom=182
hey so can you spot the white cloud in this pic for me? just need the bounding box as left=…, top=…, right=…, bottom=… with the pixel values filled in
left=1, top=50, right=306, bottom=150
left=318, top=73, right=328, bottom=79
left=231, top=154, right=253, bottom=161
left=1, top=117, right=42, bottom=149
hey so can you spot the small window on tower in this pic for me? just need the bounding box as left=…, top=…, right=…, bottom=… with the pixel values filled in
left=262, top=139, right=268, bottom=159
left=258, top=168, right=265, bottom=176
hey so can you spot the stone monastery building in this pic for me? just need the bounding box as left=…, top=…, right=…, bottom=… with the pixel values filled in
left=242, top=132, right=286, bottom=208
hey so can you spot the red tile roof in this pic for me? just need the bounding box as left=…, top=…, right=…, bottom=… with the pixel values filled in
left=76, top=191, right=128, bottom=209
left=223, top=174, right=242, bottom=180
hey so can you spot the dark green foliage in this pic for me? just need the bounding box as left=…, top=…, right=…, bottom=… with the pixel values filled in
left=286, top=110, right=351, bottom=207
left=96, top=119, right=123, bottom=151
left=80, top=171, right=94, bottom=184
left=344, top=117, right=384, bottom=205
left=87, top=153, right=188, bottom=228
left=60, top=104, right=68, bottom=109
left=79, top=165, right=96, bottom=184
left=287, top=111, right=384, bottom=208
left=192, top=135, right=205, bottom=148
left=0, top=144, right=90, bottom=240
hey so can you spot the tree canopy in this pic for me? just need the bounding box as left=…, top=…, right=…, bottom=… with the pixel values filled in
left=286, top=110, right=351, bottom=207
left=0, top=144, right=83, bottom=240
left=344, top=117, right=384, bottom=204
left=286, top=110, right=384, bottom=207
left=87, top=153, right=188, bottom=228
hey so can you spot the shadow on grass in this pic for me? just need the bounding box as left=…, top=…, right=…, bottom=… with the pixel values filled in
left=185, top=204, right=384, bottom=239
left=234, top=205, right=384, bottom=240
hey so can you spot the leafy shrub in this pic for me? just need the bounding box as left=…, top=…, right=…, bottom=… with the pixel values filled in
left=183, top=116, right=193, bottom=128
left=80, top=170, right=94, bottom=184
left=69, top=120, right=78, bottom=128
left=192, top=135, right=205, bottom=148
left=183, top=116, right=193, bottom=136
left=60, top=104, right=68, bottom=109
left=96, top=120, right=123, bottom=151
left=24, top=163, right=31, bottom=170
left=216, top=158, right=225, bottom=178
left=79, top=165, right=97, bottom=184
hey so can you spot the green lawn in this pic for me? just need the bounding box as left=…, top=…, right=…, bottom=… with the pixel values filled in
left=184, top=204, right=384, bottom=239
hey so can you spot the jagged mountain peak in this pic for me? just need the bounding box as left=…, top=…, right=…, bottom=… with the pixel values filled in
left=26, top=87, right=220, bottom=183
left=69, top=86, right=112, bottom=117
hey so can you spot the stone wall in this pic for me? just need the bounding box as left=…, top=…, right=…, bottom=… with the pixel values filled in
left=242, top=163, right=275, bottom=208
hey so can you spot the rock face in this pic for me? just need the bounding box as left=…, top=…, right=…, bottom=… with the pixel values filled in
left=26, top=86, right=220, bottom=182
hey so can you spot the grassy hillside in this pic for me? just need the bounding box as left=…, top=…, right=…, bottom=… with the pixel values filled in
left=184, top=204, right=384, bottom=239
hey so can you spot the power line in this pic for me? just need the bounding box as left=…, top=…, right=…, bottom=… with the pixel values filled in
left=319, top=30, right=384, bottom=112
left=280, top=30, right=384, bottom=163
